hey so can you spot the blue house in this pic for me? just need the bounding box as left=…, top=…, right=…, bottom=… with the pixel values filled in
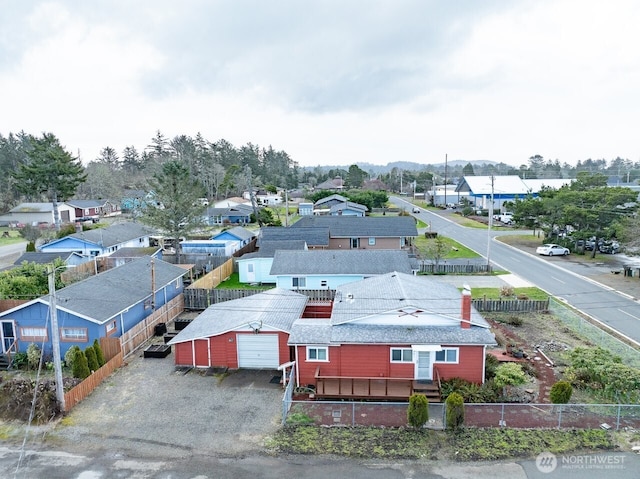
left=38, top=222, right=156, bottom=258
left=0, top=256, right=186, bottom=360
left=269, top=249, right=417, bottom=290
left=204, top=204, right=254, bottom=226
left=211, top=226, right=256, bottom=248
left=236, top=240, right=307, bottom=284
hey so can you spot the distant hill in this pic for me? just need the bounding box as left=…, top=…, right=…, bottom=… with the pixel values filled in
left=303, top=160, right=498, bottom=174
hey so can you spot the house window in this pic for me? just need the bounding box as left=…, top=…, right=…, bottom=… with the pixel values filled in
left=307, top=346, right=328, bottom=361
left=390, top=348, right=413, bottom=362
left=435, top=348, right=458, bottom=363
left=144, top=298, right=152, bottom=310
left=20, top=327, right=48, bottom=341
left=292, top=277, right=306, bottom=288
left=106, top=321, right=116, bottom=336
left=248, top=264, right=254, bottom=273
left=61, top=327, right=88, bottom=342
left=351, top=238, right=360, bottom=248
left=368, top=237, right=376, bottom=246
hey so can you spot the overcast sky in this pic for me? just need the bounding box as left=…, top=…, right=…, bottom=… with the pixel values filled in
left=1, top=1, right=639, bottom=168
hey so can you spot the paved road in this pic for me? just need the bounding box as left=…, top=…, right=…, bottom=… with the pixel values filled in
left=394, top=197, right=640, bottom=347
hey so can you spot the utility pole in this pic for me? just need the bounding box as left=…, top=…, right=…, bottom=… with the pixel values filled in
left=47, top=265, right=65, bottom=411
left=444, top=153, right=448, bottom=207
left=245, top=165, right=263, bottom=227
left=486, top=175, right=495, bottom=269
left=284, top=189, right=289, bottom=227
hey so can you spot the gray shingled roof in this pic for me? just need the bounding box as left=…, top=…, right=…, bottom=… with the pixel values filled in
left=43, top=256, right=186, bottom=324
left=291, top=216, right=418, bottom=237
left=168, top=288, right=308, bottom=344
left=269, top=250, right=414, bottom=275
left=329, top=272, right=488, bottom=326
left=65, top=199, right=106, bottom=208
left=13, top=252, right=82, bottom=265
left=288, top=272, right=496, bottom=346
left=68, top=222, right=156, bottom=248
left=258, top=226, right=329, bottom=247
left=329, top=201, right=368, bottom=213
left=239, top=240, right=307, bottom=259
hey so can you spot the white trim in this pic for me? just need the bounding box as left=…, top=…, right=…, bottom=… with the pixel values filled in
left=411, top=345, right=443, bottom=352
left=306, top=345, right=328, bottom=362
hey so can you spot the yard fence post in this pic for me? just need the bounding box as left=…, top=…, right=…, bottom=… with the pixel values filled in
left=557, top=405, right=562, bottom=429
left=616, top=405, right=621, bottom=431
left=352, top=402, right=355, bottom=427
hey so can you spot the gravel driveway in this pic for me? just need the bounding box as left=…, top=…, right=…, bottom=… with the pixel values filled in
left=48, top=347, right=284, bottom=460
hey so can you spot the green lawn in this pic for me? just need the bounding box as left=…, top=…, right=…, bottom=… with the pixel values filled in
left=467, top=286, right=548, bottom=300
left=415, top=235, right=480, bottom=259
left=216, top=272, right=273, bottom=290
left=0, top=228, right=27, bottom=246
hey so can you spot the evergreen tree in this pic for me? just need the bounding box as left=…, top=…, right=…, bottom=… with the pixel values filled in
left=407, top=393, right=429, bottom=429
left=85, top=345, right=99, bottom=372
left=93, top=339, right=106, bottom=366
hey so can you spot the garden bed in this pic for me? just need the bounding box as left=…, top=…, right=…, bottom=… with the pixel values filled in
left=143, top=344, right=171, bottom=358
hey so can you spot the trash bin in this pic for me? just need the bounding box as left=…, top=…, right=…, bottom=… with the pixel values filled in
left=154, top=323, right=167, bottom=336
left=624, top=266, right=633, bottom=277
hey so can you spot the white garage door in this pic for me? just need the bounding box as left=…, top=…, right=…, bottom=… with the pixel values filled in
left=237, top=334, right=279, bottom=368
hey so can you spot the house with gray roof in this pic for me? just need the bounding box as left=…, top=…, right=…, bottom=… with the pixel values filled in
left=0, top=256, right=186, bottom=360
left=38, top=222, right=156, bottom=258
left=258, top=226, right=329, bottom=249
left=269, top=249, right=417, bottom=289
left=169, top=288, right=308, bottom=369
left=1, top=202, right=76, bottom=227
left=289, top=272, right=496, bottom=399
left=291, top=215, right=418, bottom=250
left=236, top=240, right=307, bottom=284
left=167, top=271, right=495, bottom=401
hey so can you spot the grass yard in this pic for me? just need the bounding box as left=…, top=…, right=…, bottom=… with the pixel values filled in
left=414, top=235, right=480, bottom=259
left=469, top=286, right=548, bottom=300
left=0, top=228, right=27, bottom=246
left=216, top=272, right=273, bottom=290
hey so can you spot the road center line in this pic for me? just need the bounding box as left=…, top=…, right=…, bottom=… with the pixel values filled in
left=550, top=276, right=565, bottom=284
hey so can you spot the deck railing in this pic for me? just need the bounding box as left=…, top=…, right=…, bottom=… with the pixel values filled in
left=315, top=367, right=415, bottom=399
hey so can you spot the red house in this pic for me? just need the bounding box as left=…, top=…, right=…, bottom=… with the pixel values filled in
left=169, top=272, right=496, bottom=400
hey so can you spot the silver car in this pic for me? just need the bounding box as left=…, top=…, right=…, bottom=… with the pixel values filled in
left=536, top=243, right=570, bottom=256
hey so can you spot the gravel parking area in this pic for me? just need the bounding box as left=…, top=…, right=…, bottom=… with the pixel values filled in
left=47, top=345, right=285, bottom=460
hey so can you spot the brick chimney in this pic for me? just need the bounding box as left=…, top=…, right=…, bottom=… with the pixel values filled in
left=461, top=285, right=471, bottom=329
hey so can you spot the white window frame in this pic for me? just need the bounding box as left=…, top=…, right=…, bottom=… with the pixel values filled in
left=20, top=327, right=48, bottom=341
left=434, top=347, right=459, bottom=364
left=368, top=237, right=376, bottom=246
left=106, top=321, right=116, bottom=335
left=390, top=348, right=413, bottom=363
left=292, top=277, right=306, bottom=288
left=306, top=346, right=328, bottom=362
left=61, top=327, right=88, bottom=342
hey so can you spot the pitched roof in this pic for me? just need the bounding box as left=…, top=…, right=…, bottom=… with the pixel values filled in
left=269, top=250, right=415, bottom=275
left=43, top=256, right=186, bottom=324
left=329, top=202, right=368, bottom=213
left=212, top=226, right=255, bottom=241
left=65, top=199, right=107, bottom=208
left=108, top=247, right=162, bottom=258
left=168, top=288, right=308, bottom=343
left=291, top=216, right=418, bottom=237
left=258, top=226, right=330, bottom=247
left=456, top=176, right=529, bottom=196
left=288, top=272, right=495, bottom=346
left=239, top=240, right=307, bottom=259
left=68, top=222, right=156, bottom=248
left=9, top=203, right=60, bottom=213
left=13, top=252, right=83, bottom=265
left=314, top=194, right=349, bottom=206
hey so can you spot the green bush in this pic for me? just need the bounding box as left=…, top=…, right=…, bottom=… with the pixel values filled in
left=26, top=343, right=42, bottom=370
left=494, top=363, right=527, bottom=388
left=11, top=352, right=28, bottom=369
left=26, top=241, right=36, bottom=252
left=64, top=345, right=81, bottom=370
left=445, top=392, right=465, bottom=430
left=85, top=346, right=99, bottom=372
left=71, top=349, right=91, bottom=380
left=407, top=393, right=429, bottom=429
left=485, top=354, right=500, bottom=380
left=93, top=339, right=106, bottom=367
left=550, top=381, right=573, bottom=404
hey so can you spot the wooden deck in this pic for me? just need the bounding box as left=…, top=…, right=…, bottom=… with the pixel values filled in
left=314, top=368, right=441, bottom=401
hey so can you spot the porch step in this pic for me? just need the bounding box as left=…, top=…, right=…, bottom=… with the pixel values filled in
left=0, top=354, right=11, bottom=370
left=412, top=381, right=441, bottom=402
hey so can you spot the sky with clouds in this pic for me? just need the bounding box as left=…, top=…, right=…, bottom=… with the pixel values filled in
left=1, top=0, right=639, bottom=168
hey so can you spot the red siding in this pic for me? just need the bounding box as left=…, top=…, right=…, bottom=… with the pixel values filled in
left=174, top=342, right=194, bottom=366
left=298, top=344, right=486, bottom=386
left=435, top=346, right=485, bottom=383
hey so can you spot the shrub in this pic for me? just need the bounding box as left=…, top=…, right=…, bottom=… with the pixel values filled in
left=407, top=393, right=429, bottom=429
left=64, top=345, right=81, bottom=370
left=93, top=339, right=106, bottom=367
left=499, top=286, right=514, bottom=297
left=505, top=315, right=523, bottom=326
left=71, top=349, right=91, bottom=380
left=485, top=353, right=500, bottom=381
left=550, top=380, right=573, bottom=404
left=85, top=346, right=99, bottom=372
left=445, top=392, right=465, bottom=430
left=26, top=241, right=36, bottom=252
left=11, top=352, right=28, bottom=369
left=494, top=363, right=527, bottom=388
left=26, top=343, right=42, bottom=370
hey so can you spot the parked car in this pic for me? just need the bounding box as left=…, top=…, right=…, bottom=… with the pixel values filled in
left=412, top=207, right=420, bottom=213
left=599, top=240, right=620, bottom=254
left=536, top=244, right=570, bottom=256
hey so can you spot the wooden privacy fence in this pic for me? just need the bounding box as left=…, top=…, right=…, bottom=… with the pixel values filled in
left=472, top=298, right=550, bottom=313
left=119, top=295, right=184, bottom=357
left=63, top=337, right=123, bottom=412
left=185, top=288, right=336, bottom=310
left=419, top=264, right=492, bottom=274
left=187, top=258, right=234, bottom=289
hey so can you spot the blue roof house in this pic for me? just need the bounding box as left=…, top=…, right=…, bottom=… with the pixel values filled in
left=39, top=223, right=155, bottom=258
left=0, top=257, right=186, bottom=361
left=211, top=226, right=256, bottom=248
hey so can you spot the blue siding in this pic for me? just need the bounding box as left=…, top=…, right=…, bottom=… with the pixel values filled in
left=238, top=258, right=276, bottom=283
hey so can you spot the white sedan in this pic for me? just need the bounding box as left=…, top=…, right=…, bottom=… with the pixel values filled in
left=536, top=243, right=570, bottom=256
